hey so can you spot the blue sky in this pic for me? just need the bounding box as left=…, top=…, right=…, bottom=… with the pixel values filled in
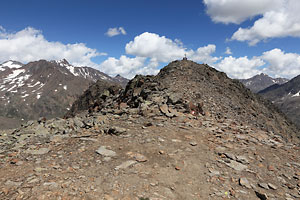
left=1, top=0, right=300, bottom=79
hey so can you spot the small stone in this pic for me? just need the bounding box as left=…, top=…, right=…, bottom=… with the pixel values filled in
left=239, top=177, right=252, bottom=189
left=236, top=155, right=249, bottom=164
left=107, top=126, right=127, bottom=135
left=189, top=141, right=198, bottom=146
left=135, top=153, right=148, bottom=162
left=258, top=183, right=269, bottom=190
left=285, top=183, right=295, bottom=189
left=115, top=160, right=137, bottom=170
left=268, top=183, right=277, bottom=190
left=175, top=166, right=181, bottom=170
left=225, top=160, right=248, bottom=171
left=96, top=146, right=117, bottom=157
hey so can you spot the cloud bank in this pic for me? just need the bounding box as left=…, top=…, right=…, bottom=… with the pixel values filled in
left=1, top=26, right=300, bottom=79
left=204, top=0, right=300, bottom=45
left=0, top=27, right=105, bottom=67
left=99, top=32, right=220, bottom=78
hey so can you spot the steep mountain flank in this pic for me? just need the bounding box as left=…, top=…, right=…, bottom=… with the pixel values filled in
left=0, top=59, right=125, bottom=129
left=259, top=75, right=300, bottom=128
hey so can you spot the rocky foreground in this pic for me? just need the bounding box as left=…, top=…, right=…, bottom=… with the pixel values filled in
left=0, top=109, right=300, bottom=200
left=0, top=60, right=299, bottom=199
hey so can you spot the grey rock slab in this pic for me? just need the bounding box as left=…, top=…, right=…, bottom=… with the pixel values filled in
left=115, top=160, right=137, bottom=170
left=224, top=152, right=236, bottom=160
left=208, top=168, right=220, bottom=176
left=225, top=160, right=248, bottom=171
left=160, top=104, right=169, bottom=115
left=5, top=180, right=22, bottom=187
left=236, top=155, right=250, bottom=164
left=26, top=148, right=50, bottom=155
left=258, top=183, right=269, bottom=190
left=96, top=146, right=117, bottom=157
left=239, top=177, right=252, bottom=189
left=268, top=183, right=277, bottom=190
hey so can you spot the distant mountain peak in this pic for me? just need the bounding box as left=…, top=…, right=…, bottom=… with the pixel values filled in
left=239, top=73, right=289, bottom=93
left=259, top=73, right=268, bottom=76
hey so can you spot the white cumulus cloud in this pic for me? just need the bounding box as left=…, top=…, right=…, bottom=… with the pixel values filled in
left=261, top=48, right=300, bottom=78
left=105, top=27, right=127, bottom=37
left=215, top=56, right=265, bottom=79
left=99, top=32, right=220, bottom=78
left=0, top=26, right=106, bottom=67
left=215, top=48, right=300, bottom=79
left=125, top=32, right=219, bottom=64
left=204, top=0, right=300, bottom=45
left=99, top=56, right=148, bottom=79
left=203, top=0, right=280, bottom=24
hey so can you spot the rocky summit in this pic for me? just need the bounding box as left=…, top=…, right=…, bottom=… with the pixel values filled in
left=0, top=59, right=300, bottom=200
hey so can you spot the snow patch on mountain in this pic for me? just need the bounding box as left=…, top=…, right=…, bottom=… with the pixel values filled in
left=0, top=61, right=23, bottom=71
left=21, top=94, right=29, bottom=98
left=28, top=81, right=41, bottom=88
left=292, top=91, right=300, bottom=97
left=2, top=61, right=23, bottom=68
left=4, top=69, right=25, bottom=82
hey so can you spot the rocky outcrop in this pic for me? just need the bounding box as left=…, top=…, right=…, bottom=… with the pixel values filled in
left=65, top=79, right=122, bottom=117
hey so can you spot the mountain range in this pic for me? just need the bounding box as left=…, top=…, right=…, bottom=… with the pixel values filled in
left=238, top=73, right=300, bottom=128
left=0, top=59, right=128, bottom=129
left=239, top=73, right=289, bottom=93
